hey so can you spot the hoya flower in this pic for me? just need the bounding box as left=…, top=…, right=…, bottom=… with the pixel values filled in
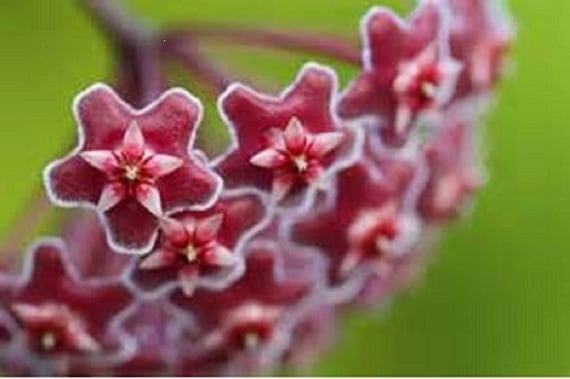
left=418, top=117, right=482, bottom=222
left=291, top=152, right=420, bottom=301
left=353, top=230, right=439, bottom=306
left=215, top=63, right=359, bottom=208
left=133, top=191, right=269, bottom=296
left=0, top=0, right=513, bottom=375
left=0, top=239, right=133, bottom=375
left=338, top=0, right=461, bottom=146
left=171, top=240, right=326, bottom=374
left=448, top=0, right=515, bottom=97
left=44, top=84, right=222, bottom=254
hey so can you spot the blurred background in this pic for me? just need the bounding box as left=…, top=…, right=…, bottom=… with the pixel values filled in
left=0, top=0, right=568, bottom=375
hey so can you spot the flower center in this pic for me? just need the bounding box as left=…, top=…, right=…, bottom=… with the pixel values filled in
left=185, top=244, right=198, bottom=263
left=394, top=63, right=441, bottom=110
left=242, top=331, right=261, bottom=351
left=123, top=164, right=140, bottom=182
left=292, top=154, right=309, bottom=173
left=40, top=331, right=58, bottom=351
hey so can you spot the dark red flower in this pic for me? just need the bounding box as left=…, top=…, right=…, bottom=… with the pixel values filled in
left=0, top=239, right=133, bottom=375
left=171, top=240, right=326, bottom=374
left=291, top=146, right=421, bottom=301
left=44, top=84, right=222, bottom=254
left=448, top=0, right=515, bottom=98
left=133, top=191, right=269, bottom=296
left=338, top=0, right=461, bottom=146
left=215, top=63, right=360, bottom=208
left=418, top=116, right=482, bottom=222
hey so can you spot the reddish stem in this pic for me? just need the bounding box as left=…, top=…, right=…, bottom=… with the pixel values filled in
left=81, top=0, right=164, bottom=106
left=163, top=26, right=362, bottom=66
left=164, top=41, right=233, bottom=92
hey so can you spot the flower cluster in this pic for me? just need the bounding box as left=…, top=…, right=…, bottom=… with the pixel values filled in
left=0, top=0, right=513, bottom=375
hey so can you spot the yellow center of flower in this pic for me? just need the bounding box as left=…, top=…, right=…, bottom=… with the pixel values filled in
left=185, top=244, right=198, bottom=263
left=124, top=165, right=140, bottom=181
left=40, top=331, right=58, bottom=351
left=292, top=155, right=308, bottom=173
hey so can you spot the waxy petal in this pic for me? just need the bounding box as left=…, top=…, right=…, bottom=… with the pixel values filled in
left=159, top=217, right=189, bottom=246
left=135, top=183, right=163, bottom=216
left=283, top=118, right=306, bottom=154
left=194, top=214, right=224, bottom=244
left=98, top=183, right=126, bottom=212
left=179, top=266, right=199, bottom=297
left=272, top=173, right=297, bottom=202
left=70, top=330, right=101, bottom=354
left=309, top=132, right=345, bottom=158
left=122, top=121, right=145, bottom=159
left=202, top=245, right=237, bottom=267
left=79, top=150, right=117, bottom=173
left=144, top=154, right=184, bottom=178
left=249, top=149, right=287, bottom=169
left=139, top=249, right=178, bottom=270
left=10, top=304, right=38, bottom=321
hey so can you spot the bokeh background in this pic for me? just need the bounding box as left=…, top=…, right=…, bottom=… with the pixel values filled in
left=0, top=0, right=568, bottom=376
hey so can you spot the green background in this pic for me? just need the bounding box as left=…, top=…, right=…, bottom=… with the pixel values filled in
left=0, top=0, right=568, bottom=376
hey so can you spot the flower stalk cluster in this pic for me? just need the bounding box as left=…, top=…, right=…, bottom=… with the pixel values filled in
left=0, top=0, right=513, bottom=375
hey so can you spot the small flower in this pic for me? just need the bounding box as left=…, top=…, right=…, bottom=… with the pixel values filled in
left=213, top=302, right=282, bottom=353
left=340, top=201, right=421, bottom=277
left=448, top=0, right=514, bottom=96
left=418, top=120, right=481, bottom=221
left=135, top=192, right=268, bottom=296
left=292, top=157, right=418, bottom=292
left=216, top=63, right=355, bottom=207
left=338, top=1, right=461, bottom=146
left=249, top=118, right=344, bottom=202
left=171, top=241, right=325, bottom=373
left=0, top=239, right=132, bottom=374
left=44, top=84, right=222, bottom=254
left=11, top=303, right=100, bottom=355
left=79, top=121, right=184, bottom=216
left=142, top=213, right=235, bottom=297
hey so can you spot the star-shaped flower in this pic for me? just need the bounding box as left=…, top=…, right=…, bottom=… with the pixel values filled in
left=134, top=192, right=269, bottom=296
left=44, top=84, right=222, bottom=254
left=249, top=118, right=344, bottom=202
left=418, top=118, right=481, bottom=222
left=171, top=241, right=325, bottom=373
left=0, top=239, right=133, bottom=375
left=215, top=63, right=358, bottom=208
left=292, top=151, right=421, bottom=297
left=448, top=0, right=515, bottom=98
left=338, top=1, right=461, bottom=146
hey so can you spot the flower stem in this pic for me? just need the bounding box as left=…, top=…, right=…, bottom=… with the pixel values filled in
left=81, top=0, right=164, bottom=106
left=163, top=26, right=361, bottom=66
left=164, top=40, right=233, bottom=92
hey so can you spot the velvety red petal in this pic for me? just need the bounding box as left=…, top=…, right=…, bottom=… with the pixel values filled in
left=365, top=8, right=408, bottom=69
left=74, top=84, right=131, bottom=149
left=104, top=198, right=159, bottom=252
left=136, top=90, right=201, bottom=155
left=158, top=158, right=221, bottom=213
left=337, top=72, right=393, bottom=119
left=46, top=155, right=105, bottom=205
